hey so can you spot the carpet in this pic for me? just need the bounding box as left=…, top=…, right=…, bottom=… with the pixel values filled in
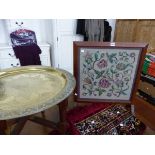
left=67, top=103, right=146, bottom=135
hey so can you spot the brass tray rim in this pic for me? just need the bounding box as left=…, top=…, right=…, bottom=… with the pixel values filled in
left=0, top=66, right=76, bottom=120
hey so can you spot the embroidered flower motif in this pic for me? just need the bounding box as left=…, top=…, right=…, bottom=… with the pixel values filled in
left=82, top=50, right=135, bottom=98
left=94, top=59, right=107, bottom=72
left=116, top=63, right=126, bottom=71
left=99, top=78, right=111, bottom=88
left=83, top=77, right=92, bottom=84
left=97, top=59, right=107, bottom=69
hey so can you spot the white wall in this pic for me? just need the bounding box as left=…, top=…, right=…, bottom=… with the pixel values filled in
left=0, top=19, right=116, bottom=68
left=0, top=19, right=10, bottom=44
left=0, top=19, right=116, bottom=44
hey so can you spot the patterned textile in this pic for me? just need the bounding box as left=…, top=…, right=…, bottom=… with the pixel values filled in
left=67, top=104, right=146, bottom=135
left=79, top=48, right=141, bottom=101
left=10, top=29, right=37, bottom=47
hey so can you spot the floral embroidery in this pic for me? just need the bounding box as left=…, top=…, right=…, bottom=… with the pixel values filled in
left=97, top=59, right=107, bottom=69
left=99, top=78, right=111, bottom=88
left=116, top=63, right=126, bottom=71
left=80, top=48, right=139, bottom=99
left=83, top=77, right=92, bottom=84
left=94, top=60, right=107, bottom=72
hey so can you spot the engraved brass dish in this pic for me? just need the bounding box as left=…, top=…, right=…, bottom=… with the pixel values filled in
left=0, top=66, right=76, bottom=120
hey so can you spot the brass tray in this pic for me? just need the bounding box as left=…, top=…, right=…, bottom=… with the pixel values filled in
left=0, top=66, right=76, bottom=120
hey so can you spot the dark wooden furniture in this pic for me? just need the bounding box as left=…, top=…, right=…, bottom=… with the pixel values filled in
left=134, top=73, right=155, bottom=130
left=73, top=41, right=148, bottom=104
left=134, top=96, right=155, bottom=130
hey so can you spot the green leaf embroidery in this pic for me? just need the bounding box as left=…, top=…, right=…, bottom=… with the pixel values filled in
left=127, top=64, right=133, bottom=68
left=106, top=53, right=117, bottom=63
left=96, top=73, right=101, bottom=79
left=88, top=89, right=92, bottom=95
left=86, top=58, right=93, bottom=64
left=101, top=70, right=105, bottom=75
left=99, top=89, right=103, bottom=96
left=94, top=69, right=100, bottom=75
left=95, top=53, right=99, bottom=61
left=110, top=68, right=114, bottom=74
left=94, top=70, right=105, bottom=79
left=95, top=88, right=99, bottom=91
left=98, top=89, right=105, bottom=96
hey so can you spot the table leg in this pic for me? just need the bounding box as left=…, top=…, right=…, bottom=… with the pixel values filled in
left=58, top=98, right=69, bottom=134
left=10, top=116, right=28, bottom=135
left=0, top=120, right=7, bottom=135
left=29, top=116, right=58, bottom=129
